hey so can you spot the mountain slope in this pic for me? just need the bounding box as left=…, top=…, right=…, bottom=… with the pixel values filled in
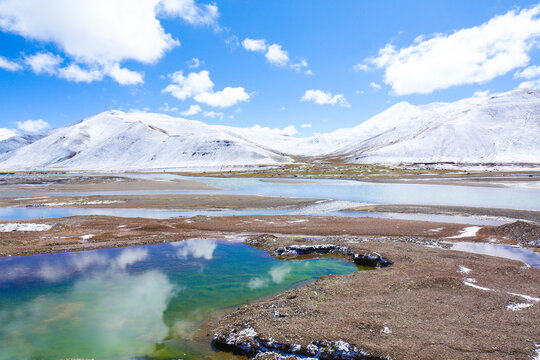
left=0, top=111, right=292, bottom=170
left=0, top=89, right=538, bottom=170
left=309, top=89, right=540, bottom=164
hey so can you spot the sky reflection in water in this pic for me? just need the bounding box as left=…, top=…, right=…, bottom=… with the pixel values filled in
left=0, top=239, right=359, bottom=359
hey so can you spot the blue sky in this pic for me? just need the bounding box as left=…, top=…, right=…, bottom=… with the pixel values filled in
left=0, top=0, right=539, bottom=139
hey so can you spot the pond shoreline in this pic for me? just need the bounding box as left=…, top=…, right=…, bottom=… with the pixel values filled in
left=207, top=232, right=540, bottom=360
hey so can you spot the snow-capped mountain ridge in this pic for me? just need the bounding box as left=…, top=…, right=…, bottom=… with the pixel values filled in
left=0, top=89, right=538, bottom=170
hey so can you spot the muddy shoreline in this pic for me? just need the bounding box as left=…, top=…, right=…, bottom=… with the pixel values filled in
left=0, top=215, right=475, bottom=257
left=208, top=233, right=540, bottom=360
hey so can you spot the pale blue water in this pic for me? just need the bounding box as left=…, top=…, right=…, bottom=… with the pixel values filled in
left=449, top=242, right=540, bottom=268
left=6, top=175, right=540, bottom=210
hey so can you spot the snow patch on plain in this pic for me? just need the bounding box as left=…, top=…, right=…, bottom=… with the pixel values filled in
left=0, top=223, right=52, bottom=232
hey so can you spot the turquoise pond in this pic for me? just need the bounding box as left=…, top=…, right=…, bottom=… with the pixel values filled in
left=0, top=240, right=363, bottom=360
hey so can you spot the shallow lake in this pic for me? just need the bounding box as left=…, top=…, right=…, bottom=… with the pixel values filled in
left=0, top=239, right=362, bottom=360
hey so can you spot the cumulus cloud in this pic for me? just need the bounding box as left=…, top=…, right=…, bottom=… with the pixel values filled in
left=250, top=124, right=298, bottom=136
left=242, top=38, right=267, bottom=52
left=106, top=64, right=144, bottom=85
left=202, top=110, right=224, bottom=119
left=157, top=0, right=219, bottom=26
left=25, top=52, right=63, bottom=74
left=518, top=78, right=540, bottom=89
left=194, top=86, right=250, bottom=107
left=514, top=65, right=540, bottom=79
left=58, top=63, right=104, bottom=83
left=162, top=70, right=214, bottom=100
left=163, top=70, right=250, bottom=108
left=180, top=104, right=201, bottom=116
left=0, top=56, right=22, bottom=71
left=15, top=119, right=50, bottom=132
left=0, top=0, right=219, bottom=85
left=369, top=82, right=381, bottom=90
left=242, top=37, right=311, bottom=73
left=265, top=44, right=289, bottom=66
left=368, top=4, right=540, bottom=95
left=301, top=89, right=351, bottom=108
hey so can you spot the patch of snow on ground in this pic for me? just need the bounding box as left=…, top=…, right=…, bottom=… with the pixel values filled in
left=507, top=292, right=540, bottom=302
left=463, top=281, right=491, bottom=291
left=381, top=326, right=392, bottom=334
left=507, top=303, right=534, bottom=311
left=0, top=223, right=52, bottom=232
left=428, top=227, right=444, bottom=233
left=458, top=265, right=472, bottom=274
left=290, top=200, right=368, bottom=215
left=533, top=344, right=540, bottom=360
left=465, top=278, right=477, bottom=283
left=80, top=234, right=94, bottom=240
left=287, top=219, right=309, bottom=223
left=447, top=226, right=482, bottom=239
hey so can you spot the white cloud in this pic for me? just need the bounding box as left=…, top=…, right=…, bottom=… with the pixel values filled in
left=472, top=90, right=490, bottom=97
left=0, top=0, right=180, bottom=65
left=25, top=52, right=63, bottom=74
left=0, top=0, right=219, bottom=85
left=162, top=70, right=214, bottom=100
left=514, top=65, right=540, bottom=79
left=106, top=64, right=144, bottom=85
left=265, top=44, right=289, bottom=66
left=58, top=63, right=104, bottom=83
left=0, top=128, right=18, bottom=141
left=352, top=63, right=370, bottom=72
left=163, top=70, right=250, bottom=108
left=186, top=57, right=201, bottom=68
left=180, top=104, right=201, bottom=116
left=242, top=37, right=312, bottom=73
left=301, top=89, right=351, bottom=108
left=518, top=78, right=540, bottom=89
left=194, top=86, right=250, bottom=107
left=369, top=82, right=381, bottom=90
left=250, top=124, right=298, bottom=136
left=202, top=110, right=224, bottom=119
left=369, top=4, right=540, bottom=95
left=15, top=119, right=50, bottom=132
left=242, top=38, right=267, bottom=52
left=301, top=123, right=312, bottom=128
left=0, top=56, right=22, bottom=71
left=157, top=0, right=219, bottom=26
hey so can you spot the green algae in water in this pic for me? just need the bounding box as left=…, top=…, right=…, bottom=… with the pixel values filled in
left=0, top=239, right=362, bottom=360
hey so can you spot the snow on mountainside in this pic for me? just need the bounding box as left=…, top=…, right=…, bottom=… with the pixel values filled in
left=320, top=89, right=540, bottom=164
left=0, top=89, right=538, bottom=170
left=0, top=111, right=292, bottom=170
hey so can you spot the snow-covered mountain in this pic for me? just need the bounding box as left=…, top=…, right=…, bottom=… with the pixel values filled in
left=0, top=89, right=538, bottom=170
left=314, top=89, right=540, bottom=164
left=0, top=111, right=292, bottom=170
